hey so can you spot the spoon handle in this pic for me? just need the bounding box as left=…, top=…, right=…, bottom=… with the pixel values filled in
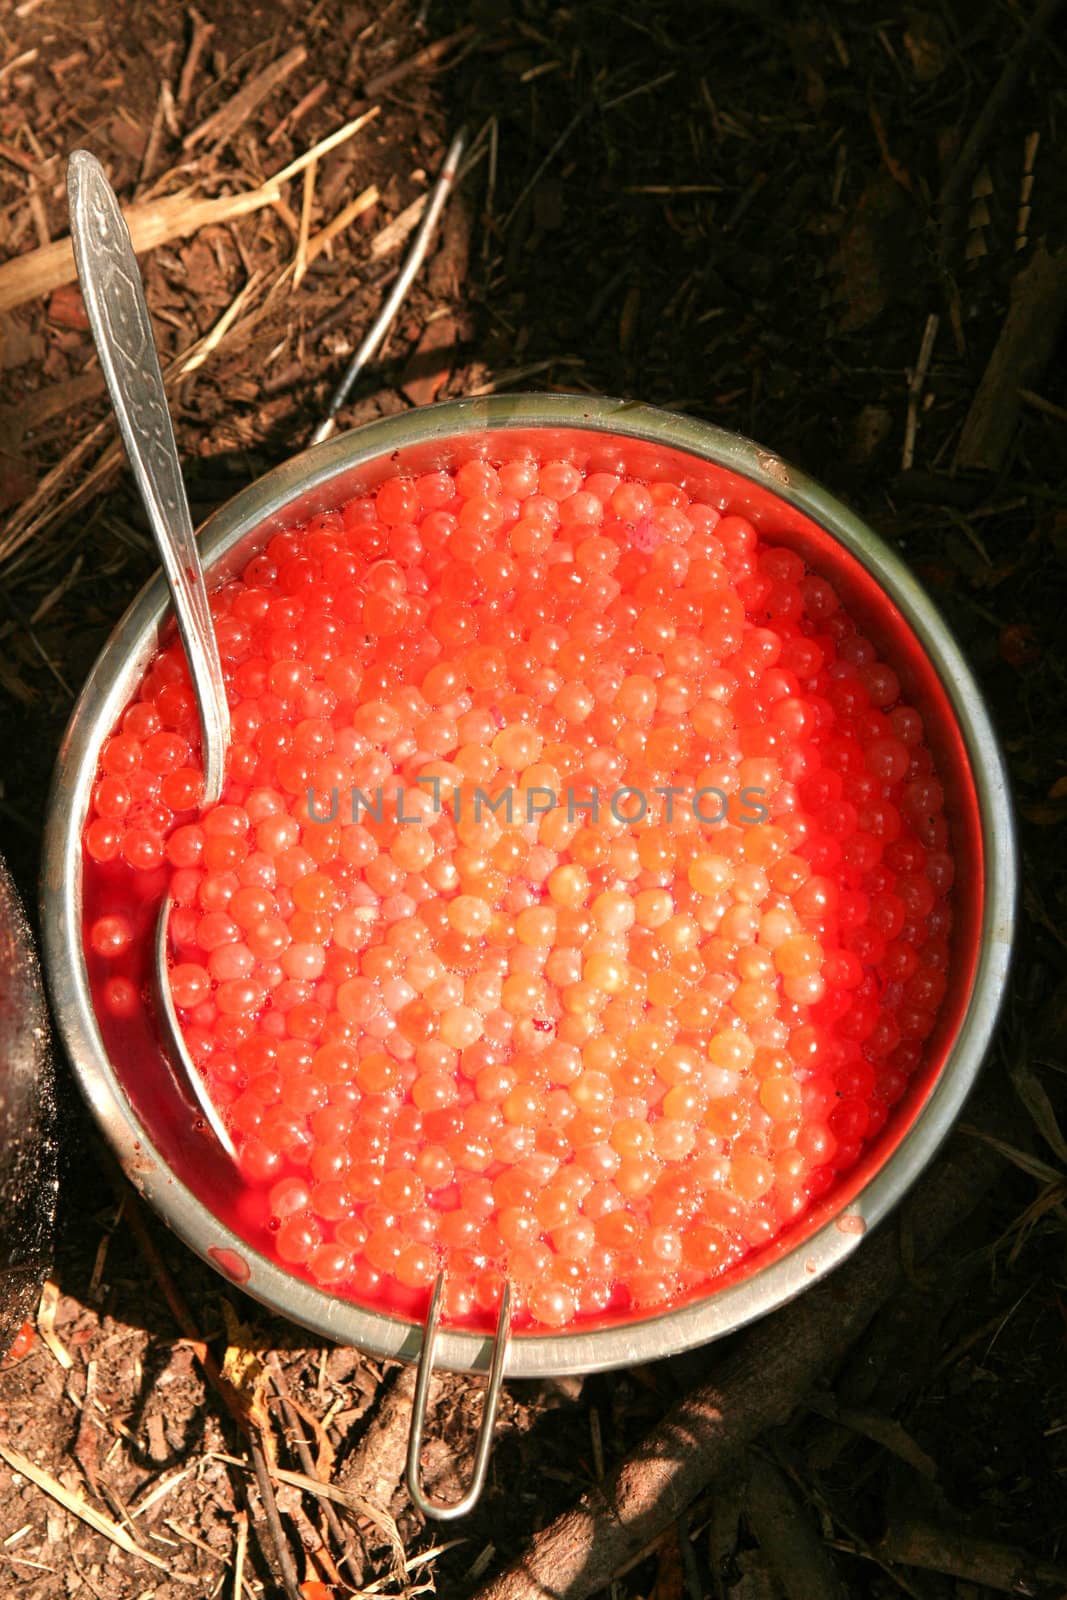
left=67, top=150, right=229, bottom=808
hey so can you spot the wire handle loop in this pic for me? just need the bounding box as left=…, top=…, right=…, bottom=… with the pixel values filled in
left=405, top=1271, right=512, bottom=1521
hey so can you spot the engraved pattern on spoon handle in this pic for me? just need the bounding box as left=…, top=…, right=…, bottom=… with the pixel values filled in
left=67, top=150, right=229, bottom=807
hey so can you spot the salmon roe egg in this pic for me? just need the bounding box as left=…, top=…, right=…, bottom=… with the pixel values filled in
left=81, top=453, right=955, bottom=1334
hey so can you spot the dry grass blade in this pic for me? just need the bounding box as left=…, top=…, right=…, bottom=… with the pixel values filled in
left=1000, top=1179, right=1067, bottom=1265
left=1009, top=1060, right=1067, bottom=1167
left=293, top=158, right=317, bottom=291
left=36, top=1280, right=72, bottom=1371
left=232, top=1509, right=248, bottom=1600
left=305, top=184, right=379, bottom=269
left=0, top=264, right=283, bottom=571
left=0, top=1443, right=172, bottom=1573
left=269, top=105, right=381, bottom=187
left=277, top=1465, right=407, bottom=1583
left=180, top=268, right=265, bottom=375
left=129, top=1463, right=196, bottom=1520
left=960, top=1125, right=1064, bottom=1185
left=352, top=1538, right=468, bottom=1597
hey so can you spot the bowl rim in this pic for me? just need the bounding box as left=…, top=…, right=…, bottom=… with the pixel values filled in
left=41, top=393, right=1017, bottom=1375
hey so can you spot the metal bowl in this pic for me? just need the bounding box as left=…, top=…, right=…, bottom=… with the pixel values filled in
left=0, top=853, right=57, bottom=1360
left=41, top=395, right=1016, bottom=1385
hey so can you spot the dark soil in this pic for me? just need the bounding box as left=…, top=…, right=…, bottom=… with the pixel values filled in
left=1, top=1, right=1066, bottom=1597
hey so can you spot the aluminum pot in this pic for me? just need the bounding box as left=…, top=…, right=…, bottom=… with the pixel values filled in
left=41, top=395, right=1016, bottom=1514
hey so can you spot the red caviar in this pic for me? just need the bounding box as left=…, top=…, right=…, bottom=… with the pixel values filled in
left=82, top=456, right=954, bottom=1331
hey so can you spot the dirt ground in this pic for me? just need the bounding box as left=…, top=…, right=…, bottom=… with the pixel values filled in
left=1, top=1, right=1066, bottom=1596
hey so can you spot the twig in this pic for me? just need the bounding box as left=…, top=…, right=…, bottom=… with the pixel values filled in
left=183, top=44, right=307, bottom=152
left=119, top=1190, right=245, bottom=1430
left=268, top=1356, right=364, bottom=1590
left=165, top=1518, right=230, bottom=1565
left=26, top=172, right=49, bottom=248
left=213, top=1450, right=409, bottom=1588
left=177, top=8, right=215, bottom=111
left=901, top=313, right=939, bottom=471
left=0, top=1443, right=171, bottom=1574
left=72, top=1359, right=101, bottom=1495
left=181, top=267, right=264, bottom=374
left=746, top=1455, right=849, bottom=1600
left=482, top=115, right=498, bottom=262
left=370, top=193, right=430, bottom=261
left=312, top=127, right=467, bottom=443
left=140, top=80, right=176, bottom=187
left=954, top=242, right=1067, bottom=473
left=363, top=27, right=475, bottom=98
left=469, top=1085, right=1009, bottom=1600
left=880, top=1516, right=1067, bottom=1594
left=267, top=77, right=328, bottom=146
left=292, top=157, right=316, bottom=291
left=600, top=70, right=676, bottom=111
left=248, top=1433, right=303, bottom=1600
left=0, top=139, right=35, bottom=174
left=130, top=1464, right=197, bottom=1520
left=269, top=105, right=380, bottom=187
left=503, top=111, right=585, bottom=231
left=0, top=48, right=37, bottom=83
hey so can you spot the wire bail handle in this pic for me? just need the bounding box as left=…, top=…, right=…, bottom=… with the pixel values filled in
left=406, top=1272, right=512, bottom=1521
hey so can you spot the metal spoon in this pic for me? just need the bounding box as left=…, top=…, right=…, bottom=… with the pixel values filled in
left=68, top=150, right=236, bottom=1160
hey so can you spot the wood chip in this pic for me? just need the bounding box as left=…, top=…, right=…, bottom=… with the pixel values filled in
left=46, top=283, right=89, bottom=331
left=370, top=192, right=429, bottom=260
left=401, top=313, right=458, bottom=406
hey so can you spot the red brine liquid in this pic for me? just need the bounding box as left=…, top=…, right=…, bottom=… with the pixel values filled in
left=82, top=456, right=955, bottom=1332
